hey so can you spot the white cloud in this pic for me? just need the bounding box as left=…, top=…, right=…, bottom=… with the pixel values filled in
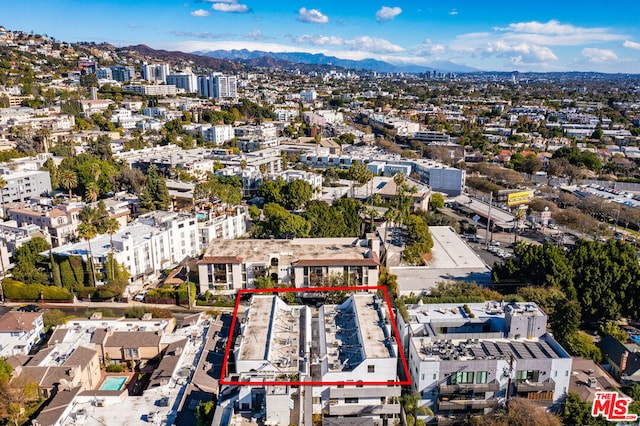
left=375, top=6, right=402, bottom=22
left=190, top=9, right=210, bottom=17
left=449, top=9, right=458, bottom=16
left=298, top=7, right=329, bottom=24
left=414, top=39, right=445, bottom=55
left=245, top=30, right=274, bottom=41
left=582, top=48, right=618, bottom=63
left=211, top=1, right=249, bottom=13
left=494, top=20, right=625, bottom=46
left=486, top=40, right=558, bottom=65
left=624, top=40, right=640, bottom=50
left=292, top=34, right=404, bottom=53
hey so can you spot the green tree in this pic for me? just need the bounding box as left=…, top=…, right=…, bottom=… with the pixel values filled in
left=282, top=179, right=313, bottom=210
left=429, top=193, right=445, bottom=211
left=563, top=392, right=609, bottom=426
left=103, top=218, right=120, bottom=280
left=59, top=169, right=78, bottom=201
left=12, top=237, right=50, bottom=285
left=599, top=321, right=628, bottom=343
left=550, top=297, right=581, bottom=345
left=195, top=400, right=217, bottom=426
left=139, top=165, right=171, bottom=211
left=77, top=222, right=98, bottom=286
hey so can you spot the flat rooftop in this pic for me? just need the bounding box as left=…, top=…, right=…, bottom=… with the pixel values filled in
left=201, top=237, right=377, bottom=265
left=392, top=227, right=490, bottom=295
left=323, top=294, right=394, bottom=372
left=238, top=296, right=302, bottom=372
left=412, top=336, right=564, bottom=362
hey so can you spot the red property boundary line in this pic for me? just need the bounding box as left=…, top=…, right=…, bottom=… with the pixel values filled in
left=219, top=285, right=411, bottom=387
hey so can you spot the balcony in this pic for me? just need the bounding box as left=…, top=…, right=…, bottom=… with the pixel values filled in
left=438, top=398, right=499, bottom=411
left=515, top=379, right=555, bottom=393
left=439, top=380, right=500, bottom=394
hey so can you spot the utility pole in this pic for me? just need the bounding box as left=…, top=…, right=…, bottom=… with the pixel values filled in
left=485, top=192, right=493, bottom=247
left=506, top=353, right=515, bottom=407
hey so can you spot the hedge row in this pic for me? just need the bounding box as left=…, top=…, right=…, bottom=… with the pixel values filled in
left=3, top=279, right=73, bottom=301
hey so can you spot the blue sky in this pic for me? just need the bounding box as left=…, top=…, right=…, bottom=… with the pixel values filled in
left=3, top=0, right=640, bottom=72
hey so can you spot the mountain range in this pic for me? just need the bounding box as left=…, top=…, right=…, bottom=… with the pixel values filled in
left=193, top=49, right=479, bottom=74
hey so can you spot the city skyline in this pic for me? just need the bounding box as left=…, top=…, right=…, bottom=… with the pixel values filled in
left=3, top=0, right=640, bottom=73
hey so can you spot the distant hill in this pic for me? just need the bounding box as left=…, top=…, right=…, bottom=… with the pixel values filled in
left=118, top=44, right=244, bottom=73
left=195, top=49, right=479, bottom=73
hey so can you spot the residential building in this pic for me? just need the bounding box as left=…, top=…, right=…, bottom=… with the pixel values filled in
left=123, top=85, right=178, bottom=96
left=397, top=301, right=572, bottom=424
left=166, top=71, right=198, bottom=93
left=229, top=293, right=401, bottom=425
left=197, top=236, right=380, bottom=294
left=0, top=168, right=52, bottom=204
left=214, top=74, right=237, bottom=99
left=50, top=211, right=199, bottom=285
left=600, top=334, right=640, bottom=383
left=0, top=219, right=50, bottom=270
left=141, top=63, right=169, bottom=83
left=0, top=311, right=44, bottom=356
left=196, top=206, right=248, bottom=247
left=202, top=124, right=234, bottom=145
left=109, top=66, right=135, bottom=82
left=8, top=202, right=83, bottom=247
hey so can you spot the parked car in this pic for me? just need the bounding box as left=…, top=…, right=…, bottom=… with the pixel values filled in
left=134, top=291, right=147, bottom=302
left=18, top=304, right=41, bottom=312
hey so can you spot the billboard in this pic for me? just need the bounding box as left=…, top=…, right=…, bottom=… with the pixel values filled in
left=507, top=190, right=534, bottom=206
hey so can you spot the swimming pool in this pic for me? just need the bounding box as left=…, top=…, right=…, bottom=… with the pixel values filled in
left=100, top=376, right=127, bottom=391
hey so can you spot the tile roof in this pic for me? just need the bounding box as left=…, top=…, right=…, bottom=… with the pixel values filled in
left=105, top=331, right=162, bottom=348
left=0, top=311, right=42, bottom=332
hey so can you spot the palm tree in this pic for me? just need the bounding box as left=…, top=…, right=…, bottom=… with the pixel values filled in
left=103, top=218, right=120, bottom=280
left=88, top=162, right=101, bottom=182
left=239, top=159, right=247, bottom=198
left=85, top=182, right=99, bottom=203
left=36, top=128, right=51, bottom=152
left=78, top=222, right=98, bottom=286
left=0, top=175, right=6, bottom=218
left=59, top=170, right=78, bottom=202
left=383, top=207, right=399, bottom=265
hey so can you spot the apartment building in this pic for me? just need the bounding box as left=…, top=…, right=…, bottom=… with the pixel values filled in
left=0, top=311, right=45, bottom=356
left=141, top=63, right=169, bottom=83
left=196, top=206, right=247, bottom=247
left=197, top=73, right=237, bottom=99
left=228, top=293, right=400, bottom=425
left=8, top=202, right=82, bottom=247
left=197, top=236, right=380, bottom=294
left=51, top=211, right=199, bottom=284
left=397, top=301, right=572, bottom=424
left=123, top=85, right=178, bottom=96
left=166, top=72, right=198, bottom=93
left=202, top=124, right=234, bottom=145
left=0, top=169, right=52, bottom=205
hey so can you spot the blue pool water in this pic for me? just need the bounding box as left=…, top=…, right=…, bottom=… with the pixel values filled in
left=100, top=376, right=127, bottom=391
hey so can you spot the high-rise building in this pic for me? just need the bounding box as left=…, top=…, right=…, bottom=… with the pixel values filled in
left=166, top=71, right=198, bottom=93
left=141, top=63, right=169, bottom=83
left=196, top=73, right=238, bottom=99
left=109, top=66, right=135, bottom=82
left=214, top=74, right=237, bottom=98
